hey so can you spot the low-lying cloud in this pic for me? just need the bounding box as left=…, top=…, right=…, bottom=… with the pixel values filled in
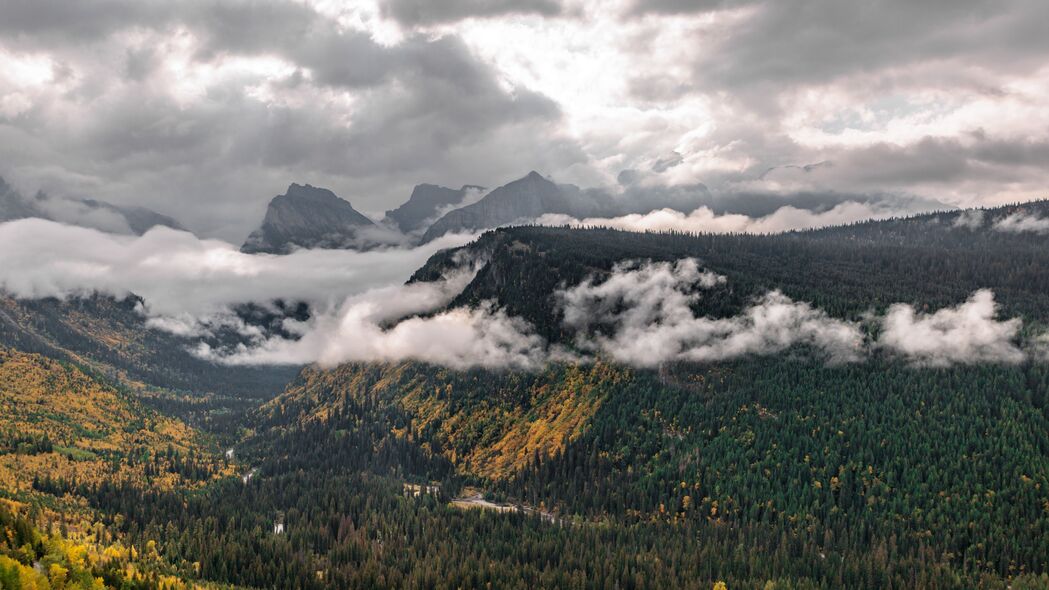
left=558, top=258, right=864, bottom=366
left=878, top=289, right=1026, bottom=366
left=0, top=217, right=475, bottom=323
left=0, top=224, right=1039, bottom=370
left=951, top=209, right=986, bottom=230
left=201, top=279, right=553, bottom=370
left=536, top=200, right=927, bottom=235
left=992, top=211, right=1049, bottom=234
left=558, top=259, right=1036, bottom=368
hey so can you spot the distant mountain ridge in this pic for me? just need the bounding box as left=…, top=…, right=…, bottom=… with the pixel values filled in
left=0, top=176, right=183, bottom=234
left=383, top=183, right=484, bottom=234
left=421, top=171, right=614, bottom=242
left=241, top=183, right=379, bottom=254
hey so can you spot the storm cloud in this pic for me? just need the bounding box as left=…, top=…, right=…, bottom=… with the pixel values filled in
left=2, top=0, right=1048, bottom=242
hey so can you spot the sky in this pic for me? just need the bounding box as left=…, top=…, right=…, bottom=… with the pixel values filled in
left=1, top=0, right=1048, bottom=241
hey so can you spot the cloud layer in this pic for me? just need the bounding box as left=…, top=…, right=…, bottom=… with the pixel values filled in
left=536, top=200, right=929, bottom=234
left=204, top=258, right=1038, bottom=370
left=0, top=221, right=1039, bottom=371
left=203, top=281, right=553, bottom=370
left=0, top=217, right=475, bottom=321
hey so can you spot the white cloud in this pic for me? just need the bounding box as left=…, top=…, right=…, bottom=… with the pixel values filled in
left=952, top=208, right=985, bottom=229
left=1, top=222, right=1041, bottom=371
left=537, top=200, right=923, bottom=234
left=0, top=217, right=475, bottom=320
left=992, top=211, right=1049, bottom=234
left=203, top=284, right=552, bottom=369
left=878, top=289, right=1025, bottom=366
left=558, top=258, right=864, bottom=366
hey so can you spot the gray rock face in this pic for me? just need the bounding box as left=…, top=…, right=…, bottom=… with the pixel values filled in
left=383, top=183, right=484, bottom=234
left=421, top=172, right=612, bottom=242
left=75, top=199, right=185, bottom=234
left=0, top=176, right=183, bottom=234
left=241, top=183, right=378, bottom=254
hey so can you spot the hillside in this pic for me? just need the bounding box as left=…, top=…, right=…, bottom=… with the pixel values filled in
left=0, top=348, right=237, bottom=587
left=0, top=348, right=229, bottom=500
left=257, top=361, right=630, bottom=479
left=4, top=203, right=1049, bottom=588
left=0, top=293, right=297, bottom=400
left=202, top=203, right=1049, bottom=587
left=242, top=354, right=1049, bottom=587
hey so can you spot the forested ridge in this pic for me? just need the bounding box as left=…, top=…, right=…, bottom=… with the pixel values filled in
left=413, top=202, right=1049, bottom=340
left=3, top=203, right=1049, bottom=588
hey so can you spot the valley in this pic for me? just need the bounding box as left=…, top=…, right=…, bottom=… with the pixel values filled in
left=2, top=205, right=1049, bottom=588
left=5, top=3, right=1049, bottom=587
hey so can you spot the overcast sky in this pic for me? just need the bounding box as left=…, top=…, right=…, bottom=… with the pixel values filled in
left=2, top=0, right=1048, bottom=240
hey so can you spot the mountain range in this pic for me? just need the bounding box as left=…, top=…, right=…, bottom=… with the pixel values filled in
left=240, top=183, right=381, bottom=254
left=383, top=183, right=485, bottom=234
left=239, top=172, right=949, bottom=251
left=420, top=171, right=615, bottom=241
left=0, top=176, right=184, bottom=235
left=3, top=172, right=947, bottom=255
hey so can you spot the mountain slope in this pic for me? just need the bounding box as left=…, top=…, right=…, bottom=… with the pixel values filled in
left=420, top=171, right=612, bottom=242
left=383, top=183, right=483, bottom=234
left=0, top=348, right=232, bottom=588
left=258, top=361, right=630, bottom=479
left=232, top=206, right=1049, bottom=586
left=241, top=183, right=378, bottom=253
left=0, top=294, right=297, bottom=400
left=0, top=348, right=229, bottom=497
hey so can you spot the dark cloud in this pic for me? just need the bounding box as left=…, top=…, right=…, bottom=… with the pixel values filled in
left=0, top=0, right=164, bottom=46
left=651, top=151, right=684, bottom=173
left=2, top=0, right=1048, bottom=239
left=0, top=0, right=583, bottom=239
left=697, top=0, right=1049, bottom=90
left=380, top=0, right=562, bottom=27
left=832, top=135, right=1049, bottom=187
